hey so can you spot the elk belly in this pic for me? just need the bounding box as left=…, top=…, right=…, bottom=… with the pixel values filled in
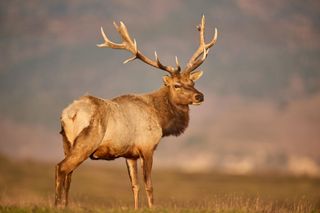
left=61, top=97, right=95, bottom=145
left=90, top=140, right=140, bottom=160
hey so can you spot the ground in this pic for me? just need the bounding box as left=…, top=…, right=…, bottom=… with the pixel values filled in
left=0, top=155, right=319, bottom=213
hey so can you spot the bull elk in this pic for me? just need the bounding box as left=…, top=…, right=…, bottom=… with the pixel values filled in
left=55, top=15, right=218, bottom=209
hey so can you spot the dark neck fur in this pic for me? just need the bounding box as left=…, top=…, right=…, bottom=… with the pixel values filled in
left=148, top=87, right=190, bottom=137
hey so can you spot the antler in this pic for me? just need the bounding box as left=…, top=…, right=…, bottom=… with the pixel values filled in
left=183, top=15, right=218, bottom=74
left=97, top=21, right=181, bottom=75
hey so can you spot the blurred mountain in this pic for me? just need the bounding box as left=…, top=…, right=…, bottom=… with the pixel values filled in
left=0, top=0, right=319, bottom=175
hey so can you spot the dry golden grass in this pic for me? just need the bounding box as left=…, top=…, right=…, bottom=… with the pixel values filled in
left=0, top=155, right=319, bottom=212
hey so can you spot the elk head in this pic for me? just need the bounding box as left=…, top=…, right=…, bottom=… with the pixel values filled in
left=97, top=15, right=218, bottom=107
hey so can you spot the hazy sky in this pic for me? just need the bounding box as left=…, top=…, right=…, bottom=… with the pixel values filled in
left=1, top=0, right=319, bottom=174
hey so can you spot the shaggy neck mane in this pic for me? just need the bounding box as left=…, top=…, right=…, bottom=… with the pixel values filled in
left=148, top=87, right=190, bottom=137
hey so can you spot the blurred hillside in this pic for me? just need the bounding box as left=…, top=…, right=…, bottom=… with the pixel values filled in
left=0, top=0, right=320, bottom=175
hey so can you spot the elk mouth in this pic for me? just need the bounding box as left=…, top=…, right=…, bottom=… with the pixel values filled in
left=192, top=101, right=203, bottom=105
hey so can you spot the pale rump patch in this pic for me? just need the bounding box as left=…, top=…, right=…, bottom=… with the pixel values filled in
left=61, top=97, right=94, bottom=144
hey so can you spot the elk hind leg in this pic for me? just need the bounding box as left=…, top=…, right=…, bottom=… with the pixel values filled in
left=55, top=134, right=70, bottom=207
left=55, top=132, right=73, bottom=207
left=64, top=171, right=73, bottom=206
left=55, top=126, right=103, bottom=207
left=55, top=154, right=86, bottom=207
left=62, top=136, right=74, bottom=207
left=126, top=159, right=140, bottom=209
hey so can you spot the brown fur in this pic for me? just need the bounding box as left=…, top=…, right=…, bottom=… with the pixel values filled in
left=55, top=17, right=217, bottom=209
left=112, top=87, right=190, bottom=137
left=148, top=87, right=190, bottom=137
left=55, top=83, right=201, bottom=209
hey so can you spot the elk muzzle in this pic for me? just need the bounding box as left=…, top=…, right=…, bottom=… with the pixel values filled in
left=192, top=92, right=204, bottom=105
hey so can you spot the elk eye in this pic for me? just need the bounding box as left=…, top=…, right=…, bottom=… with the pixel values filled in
left=174, top=84, right=182, bottom=89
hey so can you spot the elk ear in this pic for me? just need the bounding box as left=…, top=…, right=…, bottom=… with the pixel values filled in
left=163, top=75, right=172, bottom=86
left=190, top=71, right=203, bottom=81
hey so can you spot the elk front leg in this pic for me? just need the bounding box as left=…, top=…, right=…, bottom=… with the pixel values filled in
left=141, top=153, right=154, bottom=208
left=126, top=159, right=140, bottom=209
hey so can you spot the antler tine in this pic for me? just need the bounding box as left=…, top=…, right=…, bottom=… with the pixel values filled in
left=184, top=15, right=218, bottom=74
left=97, top=27, right=125, bottom=49
left=154, top=51, right=167, bottom=71
left=175, top=56, right=181, bottom=72
left=149, top=51, right=181, bottom=74
left=97, top=21, right=180, bottom=75
left=123, top=38, right=138, bottom=64
left=199, top=15, right=205, bottom=46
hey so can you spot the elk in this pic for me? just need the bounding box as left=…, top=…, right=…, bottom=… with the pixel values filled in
left=55, top=15, right=217, bottom=209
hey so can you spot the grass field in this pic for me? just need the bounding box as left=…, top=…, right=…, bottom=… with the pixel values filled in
left=0, top=155, right=319, bottom=213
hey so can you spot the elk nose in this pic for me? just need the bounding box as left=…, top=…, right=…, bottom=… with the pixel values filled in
left=195, top=93, right=204, bottom=102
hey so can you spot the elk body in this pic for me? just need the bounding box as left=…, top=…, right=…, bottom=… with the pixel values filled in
left=55, top=16, right=217, bottom=209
